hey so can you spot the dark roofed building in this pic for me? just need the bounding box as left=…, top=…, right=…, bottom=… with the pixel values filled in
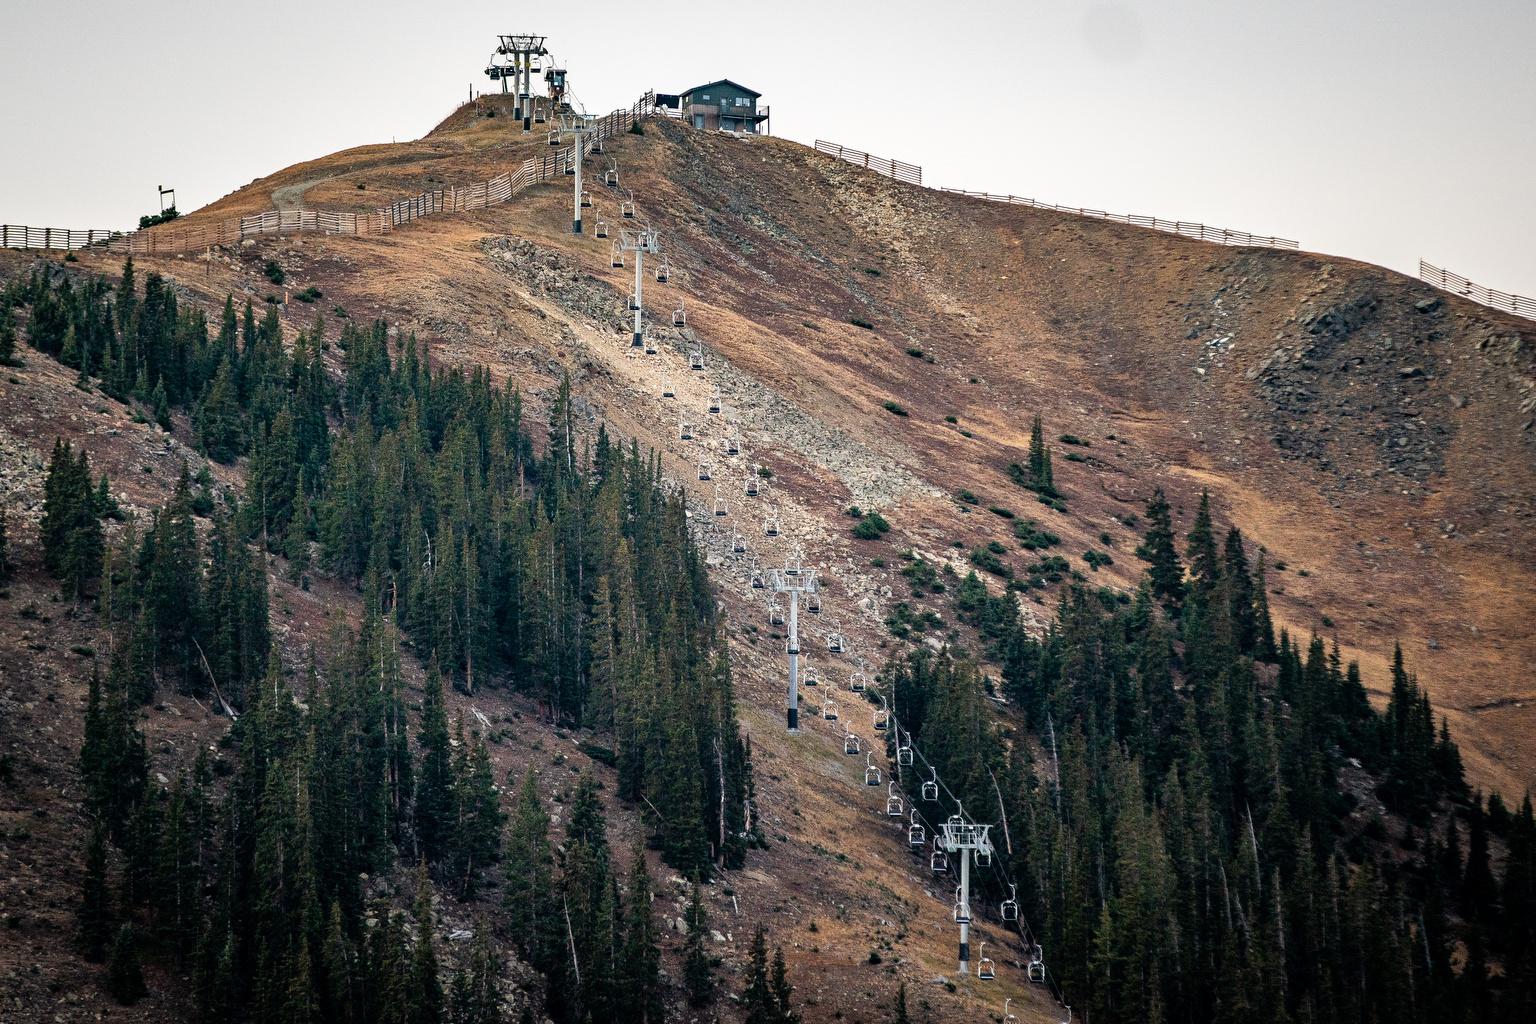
left=678, top=79, right=769, bottom=134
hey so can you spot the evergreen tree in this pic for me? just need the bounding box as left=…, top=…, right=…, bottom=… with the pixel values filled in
left=741, top=927, right=776, bottom=1024
left=106, top=923, right=148, bottom=1005
left=410, top=866, right=444, bottom=1024
left=1136, top=487, right=1184, bottom=607
left=682, top=883, right=714, bottom=1008
left=77, top=821, right=114, bottom=962
left=414, top=661, right=454, bottom=863
left=619, top=845, right=664, bottom=1024
left=0, top=502, right=10, bottom=581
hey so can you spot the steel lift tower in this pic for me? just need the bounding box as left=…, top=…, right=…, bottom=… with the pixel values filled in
left=770, top=560, right=818, bottom=732
left=939, top=810, right=994, bottom=975
left=494, top=34, right=547, bottom=130
left=558, top=112, right=589, bottom=233
left=618, top=225, right=660, bottom=346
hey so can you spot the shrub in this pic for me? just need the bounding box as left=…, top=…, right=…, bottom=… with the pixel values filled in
left=851, top=317, right=875, bottom=330
left=294, top=286, right=323, bottom=303
left=1083, top=548, right=1113, bottom=571
left=137, top=207, right=180, bottom=230
left=262, top=259, right=285, bottom=285
left=944, top=415, right=958, bottom=424
left=956, top=489, right=978, bottom=505
left=988, top=506, right=1014, bottom=519
left=882, top=401, right=908, bottom=416
left=1059, top=433, right=1090, bottom=446
left=1013, top=519, right=1060, bottom=550
left=969, top=547, right=1010, bottom=578
left=852, top=512, right=891, bottom=540
left=757, top=465, right=774, bottom=479
left=905, top=347, right=924, bottom=358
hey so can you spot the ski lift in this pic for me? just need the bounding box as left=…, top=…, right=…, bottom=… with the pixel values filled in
left=827, top=631, right=844, bottom=653
left=978, top=942, right=995, bottom=981
left=708, top=387, right=721, bottom=413
left=610, top=244, right=624, bottom=268
left=873, top=704, right=889, bottom=732
left=679, top=419, right=694, bottom=440
left=580, top=190, right=593, bottom=209
left=644, top=333, right=658, bottom=355
left=886, top=781, right=904, bottom=816
left=930, top=846, right=948, bottom=873
left=689, top=348, right=705, bottom=371
left=620, top=195, right=636, bottom=219
left=1061, top=1009, right=1072, bottom=1024
left=849, top=670, right=867, bottom=693
left=1028, top=945, right=1046, bottom=984
left=604, top=161, right=619, bottom=187
left=655, top=261, right=670, bottom=283
left=783, top=550, right=804, bottom=576
left=764, top=511, right=780, bottom=537
left=1004, top=999, right=1018, bottom=1024
left=732, top=530, right=746, bottom=553
left=976, top=844, right=993, bottom=868
left=627, top=292, right=641, bottom=312
left=698, top=461, right=712, bottom=481
left=725, top=434, right=740, bottom=456
left=803, top=661, right=820, bottom=687
left=823, top=699, right=839, bottom=721
left=908, top=811, right=926, bottom=847
left=745, top=473, right=760, bottom=497
left=713, top=490, right=728, bottom=517
left=897, top=741, right=913, bottom=767
left=844, top=732, right=860, bottom=755
left=864, top=753, right=881, bottom=786
left=546, top=129, right=560, bottom=147
left=596, top=221, right=609, bottom=239
left=673, top=304, right=687, bottom=328
left=953, top=888, right=971, bottom=924
left=1001, top=884, right=1019, bottom=922
left=768, top=601, right=784, bottom=626
left=591, top=135, right=604, bottom=154
left=805, top=592, right=821, bottom=614
left=661, top=377, right=675, bottom=399
left=922, top=768, right=939, bottom=802
left=750, top=564, right=765, bottom=589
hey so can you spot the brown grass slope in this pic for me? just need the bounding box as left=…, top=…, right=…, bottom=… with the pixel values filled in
left=5, top=98, right=1533, bottom=1023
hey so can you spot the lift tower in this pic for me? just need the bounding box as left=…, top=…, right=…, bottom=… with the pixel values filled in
left=558, top=112, right=589, bottom=233
left=938, top=811, right=994, bottom=975
left=494, top=34, right=547, bottom=129
left=770, top=560, right=818, bottom=732
left=618, top=225, right=660, bottom=346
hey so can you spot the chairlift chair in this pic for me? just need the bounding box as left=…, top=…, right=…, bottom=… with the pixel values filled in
left=546, top=129, right=560, bottom=146
left=768, top=601, right=784, bottom=627
left=864, top=753, right=880, bottom=786
left=844, top=732, right=860, bottom=755
left=873, top=705, right=889, bottom=731
left=679, top=419, right=693, bottom=440
left=1001, top=884, right=1019, bottom=922
left=627, top=292, right=640, bottom=312
left=1028, top=945, right=1046, bottom=984
left=745, top=473, right=760, bottom=497
left=732, top=530, right=746, bottom=553
left=596, top=220, right=609, bottom=239
left=644, top=333, right=658, bottom=355
left=886, top=782, right=904, bottom=816
left=930, top=846, right=949, bottom=873
left=922, top=769, right=939, bottom=802
left=726, top=434, right=740, bottom=456
left=591, top=135, right=604, bottom=154
left=803, top=662, right=820, bottom=687
left=673, top=304, right=687, bottom=328
left=908, top=811, right=926, bottom=847
left=750, top=564, right=765, bottom=589
left=978, top=943, right=996, bottom=981
left=953, top=889, right=971, bottom=924
left=708, top=387, right=722, bottom=413
left=689, top=348, right=705, bottom=371
left=655, top=261, right=670, bottom=283
left=976, top=844, right=993, bottom=868
left=604, top=161, right=619, bottom=187
left=620, top=195, right=636, bottom=219
left=823, top=699, right=839, bottom=721
left=805, top=592, right=821, bottom=614
left=661, top=377, right=675, bottom=399
left=764, top=511, right=780, bottom=537
left=850, top=670, right=867, bottom=693
left=1061, top=1008, right=1072, bottom=1024
left=697, top=461, right=712, bottom=481
left=713, top=490, right=728, bottom=517
left=1004, top=999, right=1018, bottom=1024
left=610, top=244, right=624, bottom=268
left=828, top=631, right=845, bottom=654
left=580, top=190, right=593, bottom=209
left=897, top=742, right=914, bottom=766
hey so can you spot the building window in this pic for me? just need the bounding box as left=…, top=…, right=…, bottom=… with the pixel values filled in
left=702, top=93, right=710, bottom=100
left=694, top=115, right=705, bottom=128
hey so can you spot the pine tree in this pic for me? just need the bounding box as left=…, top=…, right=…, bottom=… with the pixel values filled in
left=450, top=727, right=503, bottom=899
left=741, top=927, right=776, bottom=1024
left=106, top=923, right=148, bottom=1005
left=415, top=661, right=454, bottom=863
left=1185, top=491, right=1221, bottom=600
left=0, top=502, right=10, bottom=581
left=619, top=845, right=664, bottom=1023
left=682, top=882, right=714, bottom=1008
left=409, top=866, right=444, bottom=1024
left=769, top=944, right=799, bottom=1024
left=1137, top=487, right=1184, bottom=607
left=503, top=773, right=559, bottom=974
left=892, top=980, right=911, bottom=1024
left=78, top=821, right=114, bottom=962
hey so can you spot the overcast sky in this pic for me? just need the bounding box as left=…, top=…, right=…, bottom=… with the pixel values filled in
left=2, top=0, right=1532, bottom=293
